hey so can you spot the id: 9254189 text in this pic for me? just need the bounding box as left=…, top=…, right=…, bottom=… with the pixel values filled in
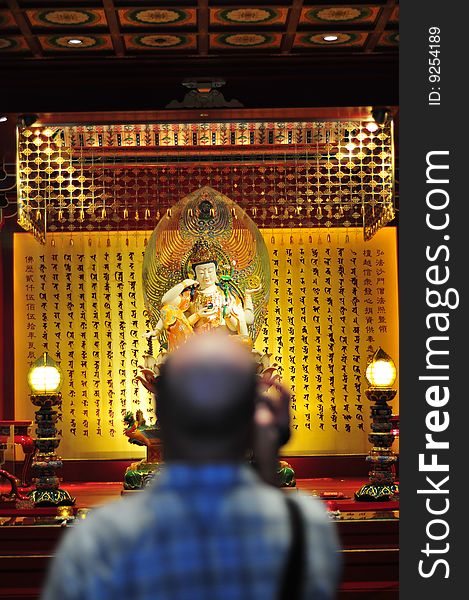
left=428, top=26, right=441, bottom=106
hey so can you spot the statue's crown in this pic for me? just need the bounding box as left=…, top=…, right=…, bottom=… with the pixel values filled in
left=189, top=239, right=218, bottom=268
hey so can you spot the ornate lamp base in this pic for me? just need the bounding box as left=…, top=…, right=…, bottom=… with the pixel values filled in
left=356, top=386, right=398, bottom=502
left=355, top=482, right=399, bottom=502
left=29, top=392, right=76, bottom=508
left=28, top=488, right=76, bottom=507
left=123, top=460, right=163, bottom=490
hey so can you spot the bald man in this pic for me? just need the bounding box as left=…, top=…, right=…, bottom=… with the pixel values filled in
left=42, top=332, right=341, bottom=600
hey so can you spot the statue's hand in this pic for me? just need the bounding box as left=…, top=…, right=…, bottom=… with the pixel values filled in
left=198, top=305, right=217, bottom=317
left=246, top=275, right=262, bottom=295
left=183, top=278, right=199, bottom=288
left=135, top=365, right=157, bottom=393
left=142, top=331, right=156, bottom=339
left=245, top=284, right=262, bottom=295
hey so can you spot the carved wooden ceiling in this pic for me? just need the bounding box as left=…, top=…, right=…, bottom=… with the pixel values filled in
left=0, top=2, right=399, bottom=180
left=0, top=1, right=398, bottom=58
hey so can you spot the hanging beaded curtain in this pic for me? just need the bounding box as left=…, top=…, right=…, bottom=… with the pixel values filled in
left=17, top=120, right=395, bottom=244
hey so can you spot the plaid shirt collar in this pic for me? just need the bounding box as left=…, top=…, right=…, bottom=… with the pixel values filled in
left=151, top=461, right=257, bottom=491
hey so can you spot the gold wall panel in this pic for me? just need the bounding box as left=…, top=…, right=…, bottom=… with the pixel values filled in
left=14, top=227, right=398, bottom=459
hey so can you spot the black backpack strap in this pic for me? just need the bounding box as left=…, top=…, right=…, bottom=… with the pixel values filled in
left=279, top=495, right=306, bottom=600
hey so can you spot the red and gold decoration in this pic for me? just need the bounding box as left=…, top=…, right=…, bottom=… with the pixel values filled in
left=27, top=353, right=75, bottom=506
left=355, top=347, right=399, bottom=501
left=119, top=8, right=197, bottom=28
left=294, top=32, right=367, bottom=48
left=210, top=7, right=288, bottom=27
left=38, top=34, right=113, bottom=52
left=300, top=6, right=380, bottom=26
left=0, top=2, right=397, bottom=58
left=210, top=32, right=282, bottom=50
left=16, top=119, right=395, bottom=244
left=0, top=35, right=29, bottom=52
left=124, top=33, right=196, bottom=51
left=26, top=9, right=106, bottom=28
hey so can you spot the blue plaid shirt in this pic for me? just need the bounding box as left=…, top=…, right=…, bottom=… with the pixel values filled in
left=42, top=464, right=340, bottom=600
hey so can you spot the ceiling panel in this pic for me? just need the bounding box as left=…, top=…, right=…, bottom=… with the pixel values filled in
left=0, top=1, right=398, bottom=58
left=0, top=8, right=18, bottom=29
left=25, top=8, right=108, bottom=28
left=118, top=7, right=197, bottom=28
left=38, top=33, right=113, bottom=52
left=210, top=31, right=282, bottom=50
left=123, top=32, right=197, bottom=51
left=210, top=7, right=289, bottom=27
left=0, top=34, right=29, bottom=51
left=294, top=31, right=368, bottom=48
left=299, top=5, right=381, bottom=26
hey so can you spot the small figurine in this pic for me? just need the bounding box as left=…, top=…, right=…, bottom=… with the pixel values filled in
left=123, top=410, right=162, bottom=490
left=143, top=279, right=199, bottom=352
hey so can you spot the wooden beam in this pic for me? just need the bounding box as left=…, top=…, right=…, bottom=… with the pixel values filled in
left=5, top=0, right=43, bottom=58
left=197, top=0, right=209, bottom=56
left=2, top=53, right=398, bottom=113
left=28, top=107, right=378, bottom=127
left=364, top=0, right=397, bottom=53
left=281, top=0, right=304, bottom=55
left=102, top=0, right=125, bottom=57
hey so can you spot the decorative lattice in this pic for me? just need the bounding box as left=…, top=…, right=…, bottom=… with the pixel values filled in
left=17, top=120, right=395, bottom=243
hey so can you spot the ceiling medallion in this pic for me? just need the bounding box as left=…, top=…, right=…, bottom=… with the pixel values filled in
left=219, top=8, right=276, bottom=24
left=137, top=34, right=185, bottom=48
left=129, top=9, right=187, bottom=25
left=221, top=33, right=269, bottom=47
left=309, top=7, right=370, bottom=22
left=38, top=10, right=97, bottom=26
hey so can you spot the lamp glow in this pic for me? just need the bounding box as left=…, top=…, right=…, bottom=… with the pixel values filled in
left=365, top=347, right=397, bottom=388
left=323, top=35, right=339, bottom=42
left=365, top=121, right=379, bottom=133
left=27, top=353, right=62, bottom=394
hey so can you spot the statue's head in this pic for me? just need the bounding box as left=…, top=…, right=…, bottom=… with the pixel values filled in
left=188, top=240, right=219, bottom=289
left=194, top=262, right=218, bottom=289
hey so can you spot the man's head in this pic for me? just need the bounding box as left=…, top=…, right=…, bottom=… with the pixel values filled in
left=156, top=331, right=258, bottom=462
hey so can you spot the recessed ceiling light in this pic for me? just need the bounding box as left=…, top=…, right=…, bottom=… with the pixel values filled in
left=323, top=35, right=339, bottom=42
left=67, top=38, right=83, bottom=46
left=0, top=116, right=7, bottom=123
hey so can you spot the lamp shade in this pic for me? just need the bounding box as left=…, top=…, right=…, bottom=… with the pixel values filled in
left=27, top=353, right=62, bottom=394
left=365, top=347, right=397, bottom=388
